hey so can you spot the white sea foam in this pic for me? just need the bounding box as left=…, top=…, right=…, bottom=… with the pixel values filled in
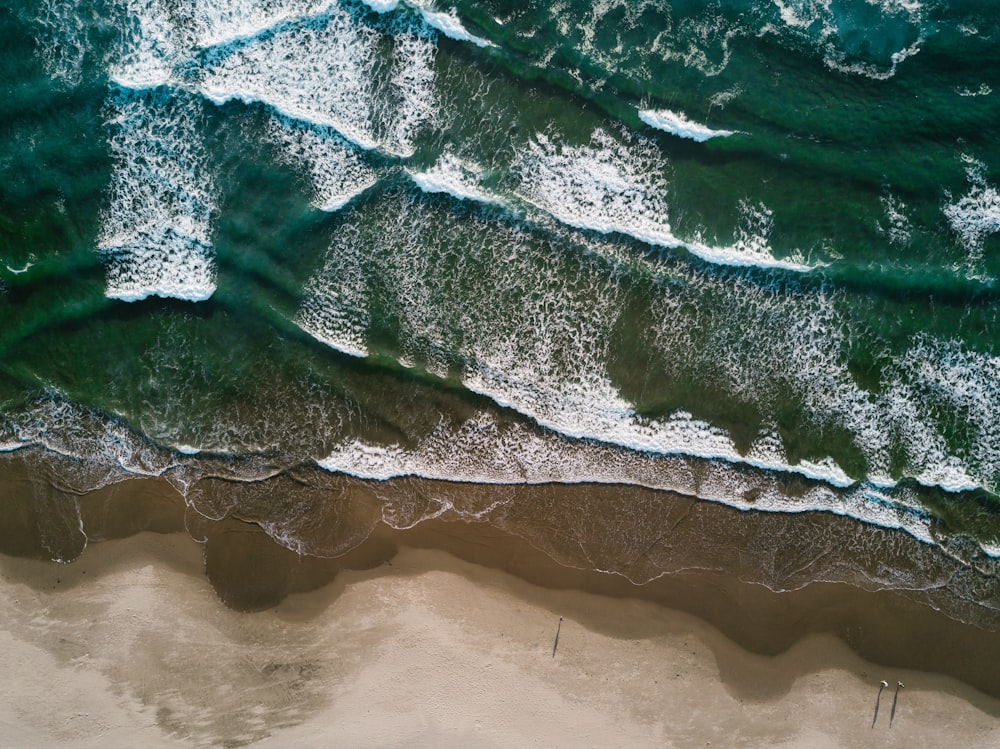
left=957, top=84, right=992, bottom=97
left=727, top=199, right=811, bottom=269
left=187, top=0, right=336, bottom=50
left=899, top=337, right=1000, bottom=493
left=673, top=9, right=743, bottom=77
left=112, top=1, right=441, bottom=157
left=412, top=4, right=495, bottom=48
left=297, top=222, right=372, bottom=358
left=198, top=8, right=381, bottom=150
left=646, top=261, right=1000, bottom=501
left=878, top=191, right=913, bottom=245
left=386, top=33, right=439, bottom=157
left=709, top=87, right=743, bottom=109
left=34, top=0, right=93, bottom=86
left=360, top=0, right=400, bottom=11
left=823, top=39, right=924, bottom=81
left=301, top=195, right=843, bottom=502
left=99, top=93, right=217, bottom=302
left=638, top=108, right=735, bottom=142
left=110, top=0, right=184, bottom=89
left=768, top=0, right=926, bottom=79
left=515, top=129, right=678, bottom=245
left=5, top=262, right=35, bottom=275
left=3, top=397, right=177, bottom=481
left=943, top=159, right=1000, bottom=262
left=406, top=152, right=504, bottom=205
left=316, top=412, right=934, bottom=547
left=771, top=0, right=815, bottom=30
left=269, top=116, right=379, bottom=211
left=515, top=129, right=811, bottom=271
left=683, top=241, right=811, bottom=271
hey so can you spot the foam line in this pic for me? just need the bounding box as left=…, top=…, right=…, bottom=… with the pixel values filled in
left=2, top=398, right=178, bottom=481
left=315, top=413, right=942, bottom=552
left=515, top=130, right=812, bottom=272
left=406, top=152, right=505, bottom=206
left=298, top=197, right=832, bottom=499
left=296, top=222, right=373, bottom=358
left=269, top=116, right=380, bottom=211
left=461, top=367, right=857, bottom=488
left=416, top=7, right=495, bottom=48
left=638, top=108, right=735, bottom=142
left=299, top=192, right=999, bottom=507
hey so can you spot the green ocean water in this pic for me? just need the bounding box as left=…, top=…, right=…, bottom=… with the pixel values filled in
left=1, top=0, right=999, bottom=616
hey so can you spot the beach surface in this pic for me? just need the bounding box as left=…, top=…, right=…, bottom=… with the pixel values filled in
left=1, top=527, right=998, bottom=749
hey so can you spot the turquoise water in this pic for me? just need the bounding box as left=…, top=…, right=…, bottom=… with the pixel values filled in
left=2, top=1, right=999, bottom=606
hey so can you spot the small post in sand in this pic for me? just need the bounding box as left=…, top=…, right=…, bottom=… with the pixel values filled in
left=872, top=680, right=888, bottom=728
left=890, top=681, right=904, bottom=727
left=552, top=616, right=563, bottom=658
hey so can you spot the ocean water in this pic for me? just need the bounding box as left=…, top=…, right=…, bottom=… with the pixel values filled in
left=2, top=0, right=999, bottom=619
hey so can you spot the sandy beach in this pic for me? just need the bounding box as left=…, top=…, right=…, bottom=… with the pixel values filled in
left=2, top=521, right=999, bottom=749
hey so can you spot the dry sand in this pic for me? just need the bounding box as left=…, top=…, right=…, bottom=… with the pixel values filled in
left=1, top=530, right=998, bottom=748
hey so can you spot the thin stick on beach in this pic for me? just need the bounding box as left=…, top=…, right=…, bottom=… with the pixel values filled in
left=890, top=681, right=904, bottom=727
left=872, top=680, right=888, bottom=728
left=552, top=617, right=563, bottom=658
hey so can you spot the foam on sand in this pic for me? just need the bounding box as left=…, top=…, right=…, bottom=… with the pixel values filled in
left=638, top=108, right=735, bottom=142
left=99, top=92, right=217, bottom=302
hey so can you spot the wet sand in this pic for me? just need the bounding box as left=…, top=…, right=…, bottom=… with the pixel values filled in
left=1, top=455, right=1000, bottom=746
left=2, top=529, right=999, bottom=748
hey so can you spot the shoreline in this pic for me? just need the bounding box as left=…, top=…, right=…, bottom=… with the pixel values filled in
left=2, top=529, right=999, bottom=747
left=2, top=452, right=1000, bottom=702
